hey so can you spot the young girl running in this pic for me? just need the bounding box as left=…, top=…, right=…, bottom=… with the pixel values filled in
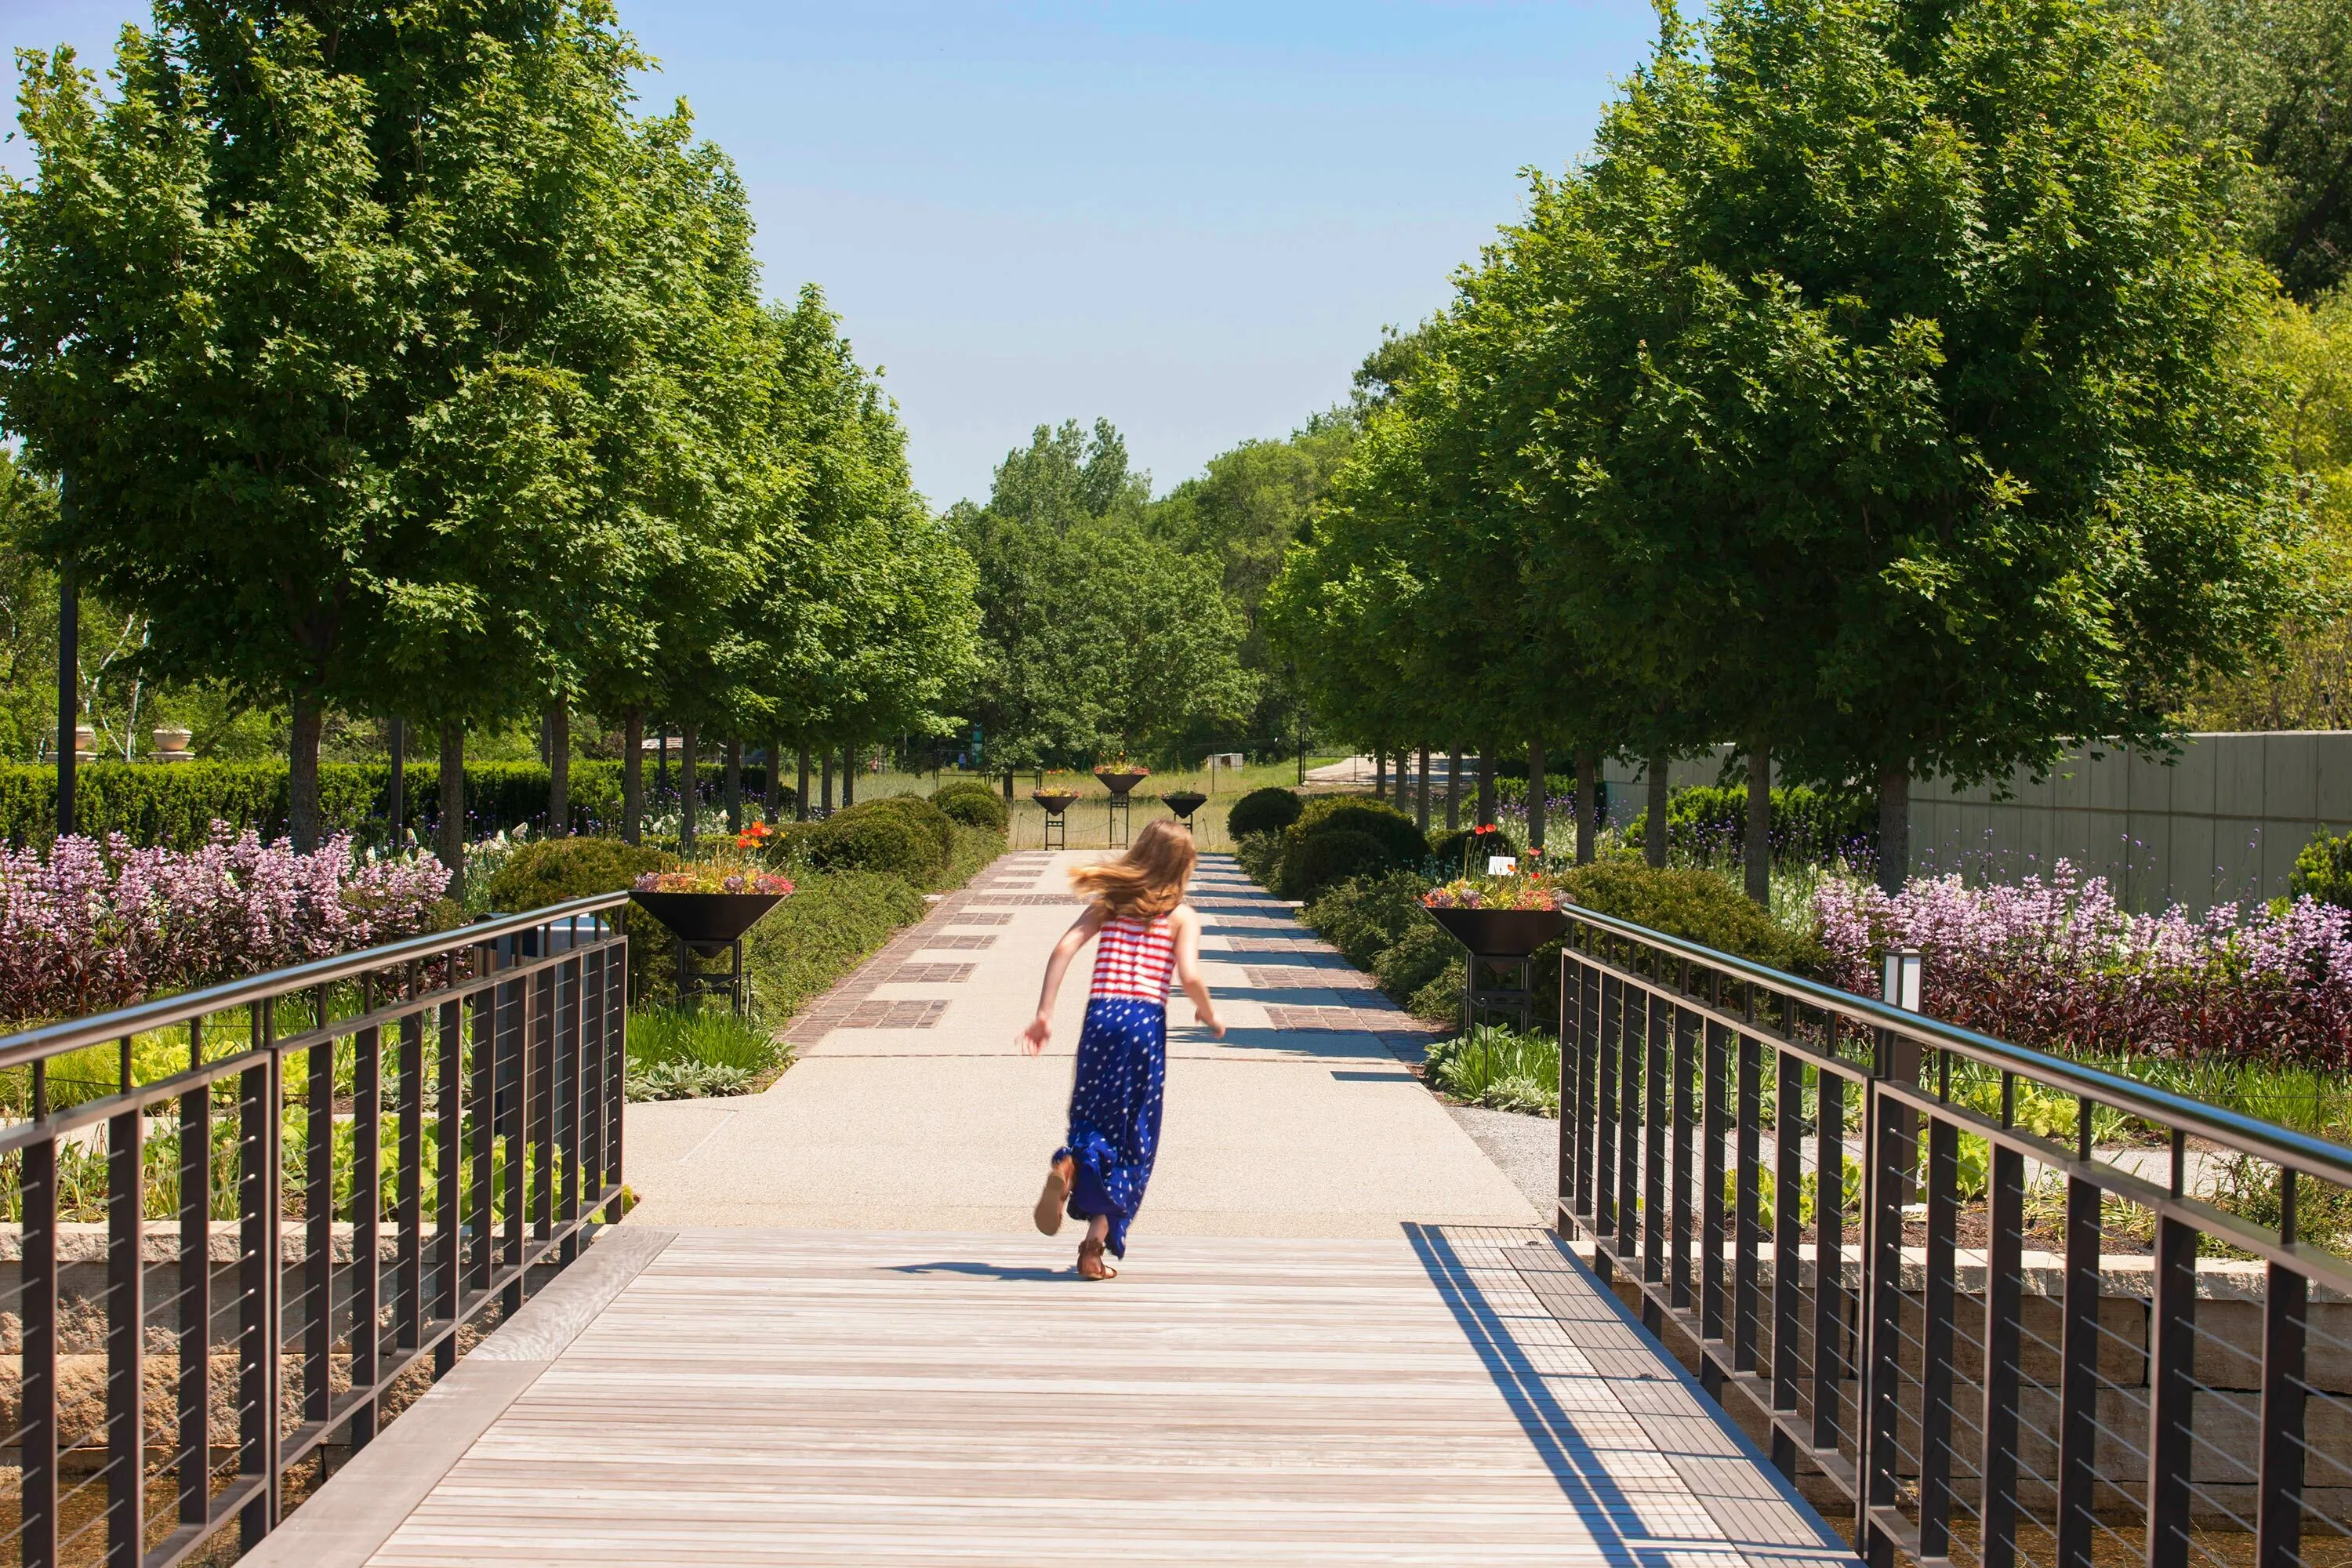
left=1019, top=819, right=1223, bottom=1279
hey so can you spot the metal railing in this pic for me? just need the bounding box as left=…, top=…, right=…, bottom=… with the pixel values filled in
left=0, top=895, right=629, bottom=1566
left=1556, top=903, right=2352, bottom=1568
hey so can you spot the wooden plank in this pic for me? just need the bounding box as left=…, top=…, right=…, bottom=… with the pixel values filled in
left=359, top=1226, right=1856, bottom=1567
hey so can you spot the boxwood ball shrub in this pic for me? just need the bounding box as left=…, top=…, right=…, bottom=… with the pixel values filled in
left=797, top=809, right=942, bottom=883
left=1290, top=829, right=1395, bottom=900
left=838, top=795, right=953, bottom=870
left=930, top=782, right=1007, bottom=832
left=1226, top=786, right=1304, bottom=839
left=1278, top=797, right=1427, bottom=896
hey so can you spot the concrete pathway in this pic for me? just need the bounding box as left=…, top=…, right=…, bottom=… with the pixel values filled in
left=622, top=851, right=1540, bottom=1237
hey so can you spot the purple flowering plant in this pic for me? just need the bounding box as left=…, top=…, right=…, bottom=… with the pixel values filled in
left=0, top=826, right=450, bottom=1027
left=1816, top=861, right=2352, bottom=1069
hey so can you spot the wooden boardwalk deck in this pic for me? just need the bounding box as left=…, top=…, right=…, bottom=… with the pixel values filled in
left=260, top=1225, right=1856, bottom=1566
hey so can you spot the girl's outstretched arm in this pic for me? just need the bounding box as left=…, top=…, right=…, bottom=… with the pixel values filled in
left=1019, top=903, right=1110, bottom=1055
left=1171, top=906, right=1225, bottom=1038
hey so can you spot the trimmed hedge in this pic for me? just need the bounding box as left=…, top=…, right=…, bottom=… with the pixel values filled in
left=1552, top=858, right=1824, bottom=975
left=0, top=758, right=792, bottom=850
left=1290, top=829, right=1393, bottom=900
left=843, top=795, right=955, bottom=868
left=1226, top=786, right=1304, bottom=839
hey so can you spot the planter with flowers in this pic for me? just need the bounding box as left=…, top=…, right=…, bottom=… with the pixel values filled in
left=1094, top=760, right=1150, bottom=848
left=1423, top=876, right=1569, bottom=1032
left=630, top=861, right=795, bottom=1014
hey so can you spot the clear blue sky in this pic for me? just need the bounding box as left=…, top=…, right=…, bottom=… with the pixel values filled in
left=4, top=2, right=1661, bottom=506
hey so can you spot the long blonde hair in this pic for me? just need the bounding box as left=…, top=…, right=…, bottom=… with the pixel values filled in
left=1069, top=818, right=1196, bottom=919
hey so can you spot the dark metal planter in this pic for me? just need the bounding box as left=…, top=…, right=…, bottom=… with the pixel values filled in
left=1162, top=789, right=1207, bottom=829
left=1427, top=906, right=1568, bottom=1033
left=628, top=891, right=787, bottom=1014
left=1095, top=770, right=1149, bottom=848
left=1033, top=790, right=1080, bottom=851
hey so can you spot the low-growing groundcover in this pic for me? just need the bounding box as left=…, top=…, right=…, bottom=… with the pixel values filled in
left=627, top=1004, right=786, bottom=1101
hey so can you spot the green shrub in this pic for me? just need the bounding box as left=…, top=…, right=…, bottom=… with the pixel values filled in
left=1424, top=1024, right=1561, bottom=1116
left=2290, top=827, right=2352, bottom=909
left=628, top=1003, right=784, bottom=1074
left=1233, top=830, right=1283, bottom=886
left=1278, top=797, right=1427, bottom=895
left=627, top=1059, right=757, bottom=1102
left=931, top=782, right=1008, bottom=831
left=1555, top=858, right=1824, bottom=974
left=1303, top=870, right=1435, bottom=969
left=1289, top=829, right=1394, bottom=900
left=745, top=869, right=929, bottom=1024
left=1374, top=920, right=1459, bottom=999
left=795, top=810, right=942, bottom=881
left=1410, top=964, right=1464, bottom=1024
left=484, top=837, right=680, bottom=1000
left=839, top=795, right=953, bottom=869
left=1227, top=786, right=1304, bottom=838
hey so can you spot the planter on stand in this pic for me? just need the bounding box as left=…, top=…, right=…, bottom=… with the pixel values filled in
left=1160, top=790, right=1207, bottom=832
left=1094, top=768, right=1149, bottom=848
left=1425, top=906, right=1570, bottom=1033
left=1033, top=789, right=1081, bottom=851
left=627, top=891, right=788, bottom=1014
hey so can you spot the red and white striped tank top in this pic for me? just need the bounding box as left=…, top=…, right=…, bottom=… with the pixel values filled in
left=1089, top=911, right=1178, bottom=1004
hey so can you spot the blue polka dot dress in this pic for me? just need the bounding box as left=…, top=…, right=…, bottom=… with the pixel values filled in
left=1055, top=910, right=1176, bottom=1258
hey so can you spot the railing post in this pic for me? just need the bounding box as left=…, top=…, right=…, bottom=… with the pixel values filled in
left=106, top=1092, right=145, bottom=1567
left=1670, top=983, right=1696, bottom=1312
left=1701, top=976, right=1729, bottom=1366
left=2054, top=1103, right=2103, bottom=1568
left=1857, top=1057, right=1908, bottom=1566
left=2146, top=1209, right=2198, bottom=1568
left=1770, top=1044, right=1804, bottom=1477
left=1557, top=945, right=1577, bottom=1230
left=351, top=1006, right=382, bottom=1446
left=238, top=1004, right=281, bottom=1548
left=1617, top=964, right=1642, bottom=1272
left=1809, top=1051, right=1846, bottom=1461
left=177, top=1066, right=213, bottom=1529
left=1596, top=965, right=1621, bottom=1266
left=23, top=1062, right=57, bottom=1568
left=1644, top=991, right=1668, bottom=1303
left=1576, top=950, right=1599, bottom=1223
left=1918, top=1103, right=1960, bottom=1560
left=1734, top=993, right=1762, bottom=1374
left=1980, top=1074, right=2025, bottom=1568
left=2258, top=1171, right=2309, bottom=1568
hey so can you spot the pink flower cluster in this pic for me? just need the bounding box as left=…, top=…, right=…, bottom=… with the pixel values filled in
left=0, top=828, right=452, bottom=1027
left=1815, top=862, right=2352, bottom=1068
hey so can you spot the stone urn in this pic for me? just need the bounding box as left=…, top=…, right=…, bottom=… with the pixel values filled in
left=151, top=727, right=194, bottom=762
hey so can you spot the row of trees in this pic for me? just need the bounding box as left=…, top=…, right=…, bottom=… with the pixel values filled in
left=948, top=413, right=1355, bottom=779
left=0, top=2, right=975, bottom=882
left=1269, top=0, right=2319, bottom=898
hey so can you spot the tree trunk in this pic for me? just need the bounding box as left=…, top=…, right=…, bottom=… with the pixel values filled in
left=679, top=720, right=699, bottom=853
left=289, top=689, right=325, bottom=853
left=387, top=718, right=407, bottom=848
left=1526, top=742, right=1547, bottom=853
left=1645, top=750, right=1670, bottom=869
left=1745, top=741, right=1772, bottom=906
left=822, top=752, right=835, bottom=815
left=841, top=746, right=857, bottom=808
left=622, top=709, right=644, bottom=844
left=763, top=738, right=782, bottom=824
left=1396, top=750, right=1411, bottom=811
left=724, top=737, right=743, bottom=833
left=1001, top=768, right=1014, bottom=804
left=1476, top=746, right=1496, bottom=828
left=1446, top=746, right=1462, bottom=831
left=437, top=720, right=466, bottom=901
left=1575, top=749, right=1598, bottom=865
left=547, top=697, right=571, bottom=837
left=55, top=558, right=77, bottom=839
left=1877, top=758, right=1911, bottom=895
left=655, top=728, right=670, bottom=808
left=797, top=746, right=811, bottom=821
left=1415, top=746, right=1431, bottom=833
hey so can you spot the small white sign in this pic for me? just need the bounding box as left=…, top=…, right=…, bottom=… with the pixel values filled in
left=1487, top=855, right=1518, bottom=876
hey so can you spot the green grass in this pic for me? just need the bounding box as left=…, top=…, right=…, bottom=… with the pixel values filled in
left=626, top=1003, right=785, bottom=1102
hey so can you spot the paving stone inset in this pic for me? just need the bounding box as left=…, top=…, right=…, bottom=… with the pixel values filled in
left=887, top=962, right=975, bottom=985
left=946, top=913, right=1014, bottom=927
left=966, top=894, right=1082, bottom=906
left=920, top=935, right=998, bottom=951
left=1226, top=936, right=1327, bottom=953
left=1243, top=965, right=1376, bottom=991
left=837, top=999, right=946, bottom=1029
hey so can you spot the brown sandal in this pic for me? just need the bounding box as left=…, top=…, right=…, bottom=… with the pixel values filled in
left=1077, top=1238, right=1118, bottom=1281
left=1033, top=1156, right=1073, bottom=1236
